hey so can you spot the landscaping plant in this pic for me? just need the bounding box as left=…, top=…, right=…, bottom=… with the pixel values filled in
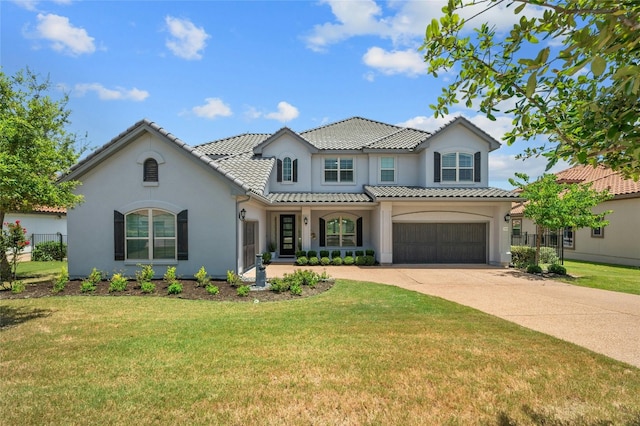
left=108, top=273, right=128, bottom=292
left=52, top=266, right=69, bottom=293
left=236, top=285, right=250, bottom=297
left=81, top=268, right=102, bottom=293
left=0, top=220, right=30, bottom=289
left=194, top=266, right=210, bottom=287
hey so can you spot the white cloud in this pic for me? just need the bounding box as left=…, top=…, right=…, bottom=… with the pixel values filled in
left=33, top=13, right=95, bottom=56
left=265, top=102, right=300, bottom=123
left=165, top=16, right=209, bottom=60
left=363, top=46, right=426, bottom=76
left=12, top=0, right=71, bottom=11
left=489, top=153, right=570, bottom=187
left=192, top=98, right=232, bottom=119
left=74, top=83, right=149, bottom=101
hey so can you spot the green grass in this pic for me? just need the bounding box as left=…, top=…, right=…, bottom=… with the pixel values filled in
left=1, top=280, right=639, bottom=425
left=558, top=260, right=640, bottom=295
left=16, top=260, right=67, bottom=280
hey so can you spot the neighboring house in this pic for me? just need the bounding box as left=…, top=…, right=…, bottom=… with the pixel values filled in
left=510, top=165, right=640, bottom=267
left=61, top=116, right=519, bottom=279
left=5, top=207, right=67, bottom=253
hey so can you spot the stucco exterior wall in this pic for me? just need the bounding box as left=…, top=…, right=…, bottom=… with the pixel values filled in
left=262, top=134, right=313, bottom=193
left=366, top=153, right=420, bottom=186
left=310, top=154, right=369, bottom=193
left=67, top=131, right=238, bottom=280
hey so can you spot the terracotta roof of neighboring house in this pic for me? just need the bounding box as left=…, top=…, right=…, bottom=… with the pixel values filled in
left=365, top=186, right=520, bottom=200
left=11, top=206, right=67, bottom=214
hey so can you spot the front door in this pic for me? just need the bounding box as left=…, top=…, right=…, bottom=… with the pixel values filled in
left=279, top=215, right=296, bottom=256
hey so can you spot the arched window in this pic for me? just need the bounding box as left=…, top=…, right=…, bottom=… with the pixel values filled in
left=326, top=216, right=356, bottom=247
left=125, top=209, right=176, bottom=259
left=143, top=158, right=158, bottom=182
left=283, top=157, right=293, bottom=182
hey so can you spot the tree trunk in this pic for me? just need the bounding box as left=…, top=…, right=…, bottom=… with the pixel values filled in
left=535, top=224, right=542, bottom=265
left=0, top=211, right=11, bottom=282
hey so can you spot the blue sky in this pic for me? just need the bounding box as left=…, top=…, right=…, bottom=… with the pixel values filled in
left=2, top=0, right=569, bottom=189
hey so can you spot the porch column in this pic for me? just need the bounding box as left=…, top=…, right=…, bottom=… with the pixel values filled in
left=379, top=202, right=393, bottom=264
left=301, top=207, right=311, bottom=251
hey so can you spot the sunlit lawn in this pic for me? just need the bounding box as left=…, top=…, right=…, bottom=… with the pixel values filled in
left=15, top=260, right=66, bottom=280
left=559, top=259, right=640, bottom=295
left=1, top=280, right=639, bottom=425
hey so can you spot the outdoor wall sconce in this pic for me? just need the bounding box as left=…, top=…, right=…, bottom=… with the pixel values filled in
left=239, top=208, right=246, bottom=221
left=303, top=216, right=308, bottom=225
left=504, top=213, right=511, bottom=223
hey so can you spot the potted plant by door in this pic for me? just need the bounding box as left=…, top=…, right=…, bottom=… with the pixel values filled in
left=268, top=242, right=277, bottom=259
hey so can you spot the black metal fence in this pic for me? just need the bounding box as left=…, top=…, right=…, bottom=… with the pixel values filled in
left=511, top=233, right=563, bottom=263
left=30, top=233, right=67, bottom=261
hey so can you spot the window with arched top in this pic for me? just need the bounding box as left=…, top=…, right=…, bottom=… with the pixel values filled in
left=277, top=156, right=297, bottom=182
left=143, top=158, right=158, bottom=182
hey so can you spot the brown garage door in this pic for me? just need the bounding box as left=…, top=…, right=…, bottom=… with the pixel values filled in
left=393, top=223, right=487, bottom=264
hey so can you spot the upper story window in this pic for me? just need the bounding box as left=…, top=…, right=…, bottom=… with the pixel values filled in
left=380, top=157, right=395, bottom=183
left=126, top=209, right=176, bottom=260
left=277, top=157, right=297, bottom=183
left=143, top=158, right=159, bottom=182
left=434, top=151, right=481, bottom=183
left=324, top=157, right=354, bottom=183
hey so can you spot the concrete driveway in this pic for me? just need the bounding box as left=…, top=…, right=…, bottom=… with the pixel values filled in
left=261, top=264, right=640, bottom=369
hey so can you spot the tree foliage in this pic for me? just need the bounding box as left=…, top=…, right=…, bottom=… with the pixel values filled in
left=509, top=172, right=612, bottom=263
left=422, top=0, right=640, bottom=179
left=0, top=68, right=83, bottom=279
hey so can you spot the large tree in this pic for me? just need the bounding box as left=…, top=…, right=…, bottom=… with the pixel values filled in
left=422, top=0, right=640, bottom=179
left=0, top=68, right=83, bottom=280
left=509, top=172, right=612, bottom=264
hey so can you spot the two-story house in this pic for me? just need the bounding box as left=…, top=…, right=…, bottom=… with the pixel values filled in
left=61, top=116, right=519, bottom=279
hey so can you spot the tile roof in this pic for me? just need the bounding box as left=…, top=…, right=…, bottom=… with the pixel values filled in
left=212, top=153, right=274, bottom=195
left=365, top=186, right=520, bottom=199
left=555, top=165, right=640, bottom=197
left=196, top=133, right=270, bottom=157
left=267, top=192, right=373, bottom=203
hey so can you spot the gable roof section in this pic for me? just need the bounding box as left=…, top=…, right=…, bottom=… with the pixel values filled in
left=415, top=116, right=501, bottom=152
left=196, top=133, right=270, bottom=157
left=60, top=119, right=262, bottom=198
left=252, top=127, right=319, bottom=155
left=365, top=185, right=520, bottom=200
left=212, top=152, right=274, bottom=195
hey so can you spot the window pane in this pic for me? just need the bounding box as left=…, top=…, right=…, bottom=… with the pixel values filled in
left=340, top=170, right=354, bottom=182
left=442, top=153, right=457, bottom=168
left=325, top=158, right=338, bottom=170
left=459, top=169, right=473, bottom=181
left=126, top=210, right=148, bottom=237
left=154, top=239, right=175, bottom=259
left=127, top=240, right=148, bottom=259
left=325, top=170, right=338, bottom=182
left=326, top=235, right=340, bottom=246
left=340, top=158, right=353, bottom=170
left=380, top=157, right=394, bottom=169
left=327, top=219, right=340, bottom=235
left=153, top=211, right=175, bottom=237
left=380, top=169, right=394, bottom=182
left=342, top=219, right=355, bottom=233
left=341, top=235, right=356, bottom=247
left=283, top=157, right=292, bottom=181
left=442, top=169, right=456, bottom=181
left=459, top=153, right=473, bottom=167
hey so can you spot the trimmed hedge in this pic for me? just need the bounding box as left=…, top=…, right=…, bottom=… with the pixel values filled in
left=32, top=240, right=67, bottom=261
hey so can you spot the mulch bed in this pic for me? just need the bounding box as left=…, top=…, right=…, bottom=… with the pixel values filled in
left=0, top=278, right=334, bottom=302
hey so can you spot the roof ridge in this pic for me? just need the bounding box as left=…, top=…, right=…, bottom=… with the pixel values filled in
left=300, top=116, right=401, bottom=135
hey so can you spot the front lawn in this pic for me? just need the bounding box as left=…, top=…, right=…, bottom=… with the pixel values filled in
left=1, top=280, right=638, bottom=425
left=16, top=260, right=66, bottom=280
left=559, top=260, right=640, bottom=295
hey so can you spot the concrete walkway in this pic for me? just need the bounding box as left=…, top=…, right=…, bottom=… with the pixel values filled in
left=258, top=264, right=640, bottom=368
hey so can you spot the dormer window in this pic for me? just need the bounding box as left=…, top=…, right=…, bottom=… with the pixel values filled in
left=143, top=158, right=158, bottom=182
left=277, top=156, right=297, bottom=183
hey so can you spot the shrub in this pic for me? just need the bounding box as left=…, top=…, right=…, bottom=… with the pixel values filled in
left=80, top=280, right=97, bottom=293
left=167, top=281, right=183, bottom=295
left=227, top=270, right=241, bottom=287
left=548, top=263, right=567, bottom=275
left=81, top=268, right=102, bottom=292
left=296, top=256, right=308, bottom=266
left=355, top=250, right=364, bottom=257
left=205, top=284, right=219, bottom=295
left=288, top=269, right=320, bottom=287
left=331, top=250, right=341, bottom=259
left=308, top=256, right=319, bottom=266
left=290, top=282, right=302, bottom=296
left=365, top=249, right=375, bottom=257
left=345, top=251, right=353, bottom=257
left=307, top=250, right=317, bottom=258
left=269, top=278, right=289, bottom=293
left=11, top=280, right=25, bottom=294
left=364, top=255, right=375, bottom=266
left=109, top=273, right=128, bottom=292
left=331, top=256, right=343, bottom=266
left=343, top=256, right=354, bottom=265
left=262, top=251, right=272, bottom=264
left=163, top=266, right=177, bottom=283
left=135, top=264, right=154, bottom=283
left=540, top=247, right=560, bottom=265
left=194, top=266, right=210, bottom=287
left=140, top=281, right=156, bottom=294
left=510, top=246, right=536, bottom=268
left=527, top=264, right=543, bottom=274
left=53, top=266, right=69, bottom=293
left=355, top=256, right=366, bottom=266
left=320, top=256, right=331, bottom=266
left=319, top=250, right=330, bottom=258
left=32, top=240, right=67, bottom=261
left=296, top=250, right=307, bottom=258
left=237, top=285, right=250, bottom=297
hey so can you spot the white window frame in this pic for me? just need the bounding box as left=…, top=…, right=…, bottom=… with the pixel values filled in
left=325, top=215, right=357, bottom=247
left=282, top=156, right=293, bottom=183
left=125, top=209, right=177, bottom=260
left=323, top=157, right=355, bottom=184
left=442, top=152, right=474, bottom=183
left=379, top=156, right=396, bottom=183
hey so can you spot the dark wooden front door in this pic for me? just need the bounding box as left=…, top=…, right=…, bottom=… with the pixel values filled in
left=243, top=221, right=256, bottom=269
left=279, top=215, right=296, bottom=256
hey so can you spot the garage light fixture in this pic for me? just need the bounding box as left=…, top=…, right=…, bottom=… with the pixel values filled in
left=504, top=213, right=511, bottom=223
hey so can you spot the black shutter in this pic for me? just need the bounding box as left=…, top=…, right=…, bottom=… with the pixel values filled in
left=356, top=217, right=363, bottom=246
left=114, top=210, right=125, bottom=261
left=434, top=152, right=441, bottom=182
left=293, top=159, right=298, bottom=182
left=177, top=210, right=188, bottom=260
left=319, top=218, right=325, bottom=247
left=277, top=159, right=282, bottom=182
left=474, top=152, right=481, bottom=182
